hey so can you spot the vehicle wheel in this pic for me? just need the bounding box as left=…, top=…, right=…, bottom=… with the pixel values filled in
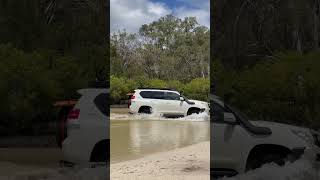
left=138, top=106, right=152, bottom=114
left=90, top=141, right=109, bottom=163
left=91, top=148, right=107, bottom=163
left=246, top=153, right=287, bottom=171
left=187, top=108, right=200, bottom=116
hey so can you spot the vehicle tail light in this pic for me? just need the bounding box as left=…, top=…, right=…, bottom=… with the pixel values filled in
left=128, top=95, right=135, bottom=108
left=57, top=107, right=72, bottom=148
left=67, top=109, right=80, bottom=120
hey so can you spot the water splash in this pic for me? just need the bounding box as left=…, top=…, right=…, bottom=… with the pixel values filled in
left=110, top=112, right=209, bottom=122
left=220, top=151, right=320, bottom=180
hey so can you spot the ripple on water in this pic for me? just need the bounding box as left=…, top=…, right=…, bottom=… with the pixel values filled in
left=110, top=112, right=209, bottom=121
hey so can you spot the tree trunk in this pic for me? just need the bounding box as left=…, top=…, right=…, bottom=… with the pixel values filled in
left=293, top=29, right=302, bottom=53
left=233, top=0, right=248, bottom=69
left=314, top=0, right=320, bottom=50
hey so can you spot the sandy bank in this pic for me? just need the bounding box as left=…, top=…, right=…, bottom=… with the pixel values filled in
left=111, top=141, right=210, bottom=180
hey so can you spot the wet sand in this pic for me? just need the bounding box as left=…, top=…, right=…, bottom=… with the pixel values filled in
left=111, top=141, right=210, bottom=180
left=0, top=148, right=62, bottom=165
left=0, top=148, right=62, bottom=176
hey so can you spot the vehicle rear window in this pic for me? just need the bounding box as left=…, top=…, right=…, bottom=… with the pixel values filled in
left=140, top=91, right=165, bottom=99
left=94, top=93, right=109, bottom=116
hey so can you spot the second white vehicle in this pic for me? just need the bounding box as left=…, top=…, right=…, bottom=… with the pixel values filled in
left=129, top=88, right=209, bottom=117
left=55, top=85, right=109, bottom=166
left=211, top=94, right=320, bottom=178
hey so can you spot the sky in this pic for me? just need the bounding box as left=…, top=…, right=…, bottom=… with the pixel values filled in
left=110, top=0, right=210, bottom=33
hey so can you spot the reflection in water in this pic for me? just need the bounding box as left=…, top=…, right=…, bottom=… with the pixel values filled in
left=111, top=120, right=209, bottom=163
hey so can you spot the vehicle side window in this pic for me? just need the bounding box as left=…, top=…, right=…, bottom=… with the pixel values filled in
left=152, top=91, right=165, bottom=99
left=140, top=91, right=165, bottom=99
left=94, top=93, right=109, bottom=117
left=164, top=92, right=180, bottom=100
left=211, top=102, right=225, bottom=122
left=140, top=91, right=152, bottom=98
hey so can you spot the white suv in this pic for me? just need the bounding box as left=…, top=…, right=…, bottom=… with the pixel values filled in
left=129, top=88, right=209, bottom=117
left=211, top=94, right=320, bottom=178
left=56, top=87, right=109, bottom=166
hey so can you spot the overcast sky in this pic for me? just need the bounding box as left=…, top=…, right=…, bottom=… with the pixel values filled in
left=110, top=0, right=210, bottom=33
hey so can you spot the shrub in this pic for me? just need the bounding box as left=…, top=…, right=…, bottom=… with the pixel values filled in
left=217, top=52, right=320, bottom=127
left=183, top=78, right=209, bottom=101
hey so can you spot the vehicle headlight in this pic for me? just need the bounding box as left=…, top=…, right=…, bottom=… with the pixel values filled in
left=291, top=129, right=314, bottom=146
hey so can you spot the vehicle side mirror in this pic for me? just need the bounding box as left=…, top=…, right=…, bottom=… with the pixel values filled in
left=224, top=112, right=237, bottom=124
left=180, top=96, right=185, bottom=101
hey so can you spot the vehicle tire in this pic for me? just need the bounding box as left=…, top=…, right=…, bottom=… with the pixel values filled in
left=246, top=152, right=288, bottom=171
left=91, top=149, right=107, bottom=163
left=138, top=106, right=152, bottom=114
left=91, top=141, right=109, bottom=163
left=187, top=108, right=200, bottom=116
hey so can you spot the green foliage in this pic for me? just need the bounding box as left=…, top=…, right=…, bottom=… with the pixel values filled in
left=111, top=15, right=210, bottom=81
left=166, top=80, right=184, bottom=92
left=110, top=15, right=210, bottom=105
left=0, top=1, right=107, bottom=134
left=214, top=52, right=320, bottom=127
left=0, top=44, right=59, bottom=129
left=0, top=43, right=103, bottom=132
left=213, top=0, right=318, bottom=69
left=147, top=79, right=167, bottom=89
left=183, top=78, right=210, bottom=101
left=110, top=76, right=131, bottom=104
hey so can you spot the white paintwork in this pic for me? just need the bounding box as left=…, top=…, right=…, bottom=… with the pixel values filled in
left=211, top=95, right=320, bottom=174
left=62, top=88, right=109, bottom=163
left=129, top=89, right=209, bottom=116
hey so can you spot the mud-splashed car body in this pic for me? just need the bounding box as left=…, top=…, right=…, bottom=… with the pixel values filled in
left=210, top=94, right=320, bottom=178
left=55, top=87, right=109, bottom=166
left=129, top=88, right=209, bottom=117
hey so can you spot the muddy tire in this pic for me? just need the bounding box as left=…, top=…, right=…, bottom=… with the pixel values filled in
left=246, top=152, right=288, bottom=171
left=187, top=108, right=200, bottom=116
left=90, top=140, right=109, bottom=163
left=138, top=106, right=152, bottom=114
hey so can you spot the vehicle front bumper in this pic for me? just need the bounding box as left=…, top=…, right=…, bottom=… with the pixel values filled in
left=291, top=147, right=306, bottom=160
left=300, top=146, right=320, bottom=162
left=316, top=154, right=320, bottom=161
left=200, top=108, right=210, bottom=114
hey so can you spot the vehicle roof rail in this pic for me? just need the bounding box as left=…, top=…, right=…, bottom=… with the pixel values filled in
left=137, top=87, right=177, bottom=91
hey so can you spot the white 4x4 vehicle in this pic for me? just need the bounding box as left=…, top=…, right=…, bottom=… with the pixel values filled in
left=56, top=87, right=109, bottom=166
left=129, top=88, right=209, bottom=117
left=211, top=94, right=320, bottom=177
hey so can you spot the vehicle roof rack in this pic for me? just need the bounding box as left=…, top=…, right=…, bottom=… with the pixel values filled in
left=137, top=87, right=177, bottom=91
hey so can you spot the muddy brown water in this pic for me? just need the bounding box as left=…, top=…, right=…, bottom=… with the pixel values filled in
left=110, top=117, right=210, bottom=163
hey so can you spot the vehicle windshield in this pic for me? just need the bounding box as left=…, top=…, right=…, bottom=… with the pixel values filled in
left=225, top=104, right=251, bottom=122
left=180, top=94, right=190, bottom=101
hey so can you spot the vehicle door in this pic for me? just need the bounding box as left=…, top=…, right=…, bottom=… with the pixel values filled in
left=211, top=102, right=251, bottom=172
left=149, top=91, right=167, bottom=113
left=163, top=91, right=184, bottom=115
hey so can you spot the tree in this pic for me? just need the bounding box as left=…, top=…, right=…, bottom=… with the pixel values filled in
left=111, top=15, right=210, bottom=82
